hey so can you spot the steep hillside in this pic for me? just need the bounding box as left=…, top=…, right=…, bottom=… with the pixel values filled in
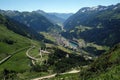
left=0, top=10, right=54, bottom=32
left=0, top=14, right=46, bottom=79
left=63, top=3, right=120, bottom=47
left=0, top=14, right=31, bottom=59
left=79, top=43, right=120, bottom=80
left=50, top=43, right=120, bottom=80
left=64, top=4, right=120, bottom=30
left=0, top=14, right=45, bottom=40
left=64, top=5, right=108, bottom=30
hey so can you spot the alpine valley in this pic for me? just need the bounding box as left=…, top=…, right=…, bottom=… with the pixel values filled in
left=0, top=3, right=120, bottom=80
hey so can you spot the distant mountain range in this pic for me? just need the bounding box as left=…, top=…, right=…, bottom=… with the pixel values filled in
left=0, top=10, right=54, bottom=32
left=0, top=14, right=44, bottom=40
left=33, top=10, right=73, bottom=25
left=48, top=12, right=73, bottom=20
left=63, top=3, right=120, bottom=47
left=64, top=3, right=120, bottom=30
left=0, top=10, right=73, bottom=32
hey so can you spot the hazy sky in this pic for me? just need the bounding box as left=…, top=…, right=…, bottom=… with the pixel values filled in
left=0, top=0, right=120, bottom=13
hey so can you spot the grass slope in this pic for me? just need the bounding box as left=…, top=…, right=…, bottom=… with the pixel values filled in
left=49, top=43, right=120, bottom=80
left=79, top=43, right=120, bottom=80
left=0, top=14, right=45, bottom=79
left=0, top=24, right=32, bottom=60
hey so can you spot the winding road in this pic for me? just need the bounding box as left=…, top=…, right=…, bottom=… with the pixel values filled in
left=32, top=74, right=56, bottom=80
left=26, top=46, right=50, bottom=65
left=26, top=46, right=38, bottom=65
left=26, top=46, right=81, bottom=80
left=26, top=46, right=38, bottom=60
left=32, top=70, right=80, bottom=80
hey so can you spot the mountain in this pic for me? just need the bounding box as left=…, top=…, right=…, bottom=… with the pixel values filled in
left=0, top=10, right=54, bottom=32
left=0, top=10, right=73, bottom=32
left=64, top=4, right=120, bottom=30
left=48, top=13, right=73, bottom=20
left=64, top=5, right=115, bottom=30
left=0, top=14, right=44, bottom=40
left=0, top=14, right=35, bottom=59
left=63, top=3, right=120, bottom=47
left=33, top=10, right=73, bottom=25
left=0, top=14, right=47, bottom=79
left=33, top=10, right=64, bottom=25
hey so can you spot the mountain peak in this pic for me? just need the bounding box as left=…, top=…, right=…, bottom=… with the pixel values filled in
left=79, top=5, right=107, bottom=12
left=32, top=10, right=46, bottom=14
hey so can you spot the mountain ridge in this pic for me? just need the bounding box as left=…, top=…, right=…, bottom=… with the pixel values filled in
left=0, top=10, right=54, bottom=32
left=64, top=3, right=120, bottom=30
left=0, top=14, right=44, bottom=40
left=63, top=3, right=120, bottom=47
left=33, top=10, right=73, bottom=25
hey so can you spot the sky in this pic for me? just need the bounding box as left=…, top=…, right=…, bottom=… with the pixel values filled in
left=0, top=0, right=120, bottom=13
